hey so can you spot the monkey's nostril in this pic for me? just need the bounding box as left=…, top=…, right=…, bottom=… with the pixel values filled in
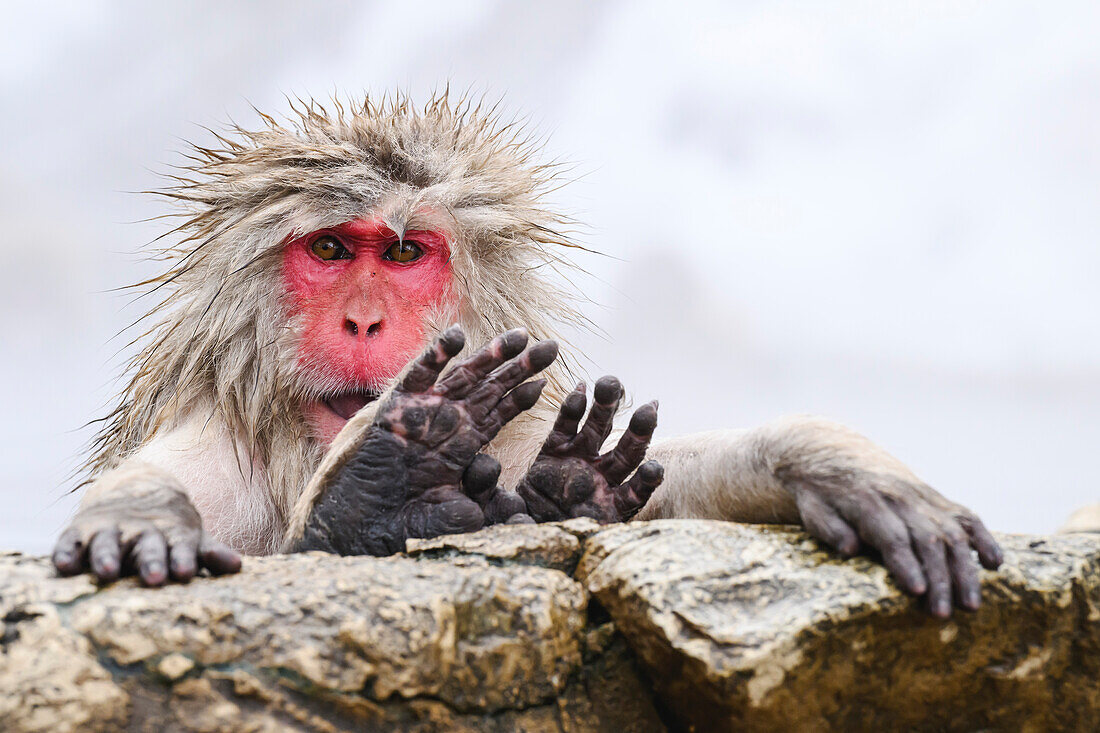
left=366, top=321, right=382, bottom=337
left=344, top=319, right=359, bottom=336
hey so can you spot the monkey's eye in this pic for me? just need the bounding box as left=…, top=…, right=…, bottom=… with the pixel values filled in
left=383, top=240, right=424, bottom=263
left=310, top=235, right=351, bottom=261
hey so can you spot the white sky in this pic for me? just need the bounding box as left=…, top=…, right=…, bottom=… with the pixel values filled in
left=1, top=1, right=1098, bottom=553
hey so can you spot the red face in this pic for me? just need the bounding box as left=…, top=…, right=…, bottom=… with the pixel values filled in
left=282, top=217, right=453, bottom=444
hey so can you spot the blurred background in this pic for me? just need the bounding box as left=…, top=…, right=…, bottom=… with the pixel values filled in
left=2, top=1, right=1098, bottom=553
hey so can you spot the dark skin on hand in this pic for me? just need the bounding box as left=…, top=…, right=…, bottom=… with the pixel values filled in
left=517, top=376, right=664, bottom=523
left=300, top=328, right=666, bottom=557
left=298, top=326, right=553, bottom=556
left=785, top=473, right=1003, bottom=618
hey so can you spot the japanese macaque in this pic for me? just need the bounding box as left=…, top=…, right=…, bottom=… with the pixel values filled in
left=52, top=93, right=1002, bottom=618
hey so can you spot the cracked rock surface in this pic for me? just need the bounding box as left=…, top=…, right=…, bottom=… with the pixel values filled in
left=2, top=520, right=1098, bottom=732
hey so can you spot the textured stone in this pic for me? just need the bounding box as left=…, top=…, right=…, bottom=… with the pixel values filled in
left=578, top=520, right=1100, bottom=732
left=406, top=518, right=598, bottom=573
left=0, top=550, right=602, bottom=731
left=3, top=520, right=1099, bottom=732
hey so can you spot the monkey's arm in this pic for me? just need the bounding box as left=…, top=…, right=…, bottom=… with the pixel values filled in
left=290, top=327, right=553, bottom=555
left=52, top=460, right=242, bottom=585
left=637, top=416, right=1004, bottom=617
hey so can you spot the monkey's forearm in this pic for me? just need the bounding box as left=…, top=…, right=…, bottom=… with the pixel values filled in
left=635, top=428, right=799, bottom=524
left=635, top=416, right=923, bottom=524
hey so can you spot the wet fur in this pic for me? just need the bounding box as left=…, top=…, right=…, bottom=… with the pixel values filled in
left=86, top=92, right=585, bottom=539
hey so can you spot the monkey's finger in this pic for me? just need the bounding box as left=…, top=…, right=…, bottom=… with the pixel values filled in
left=198, top=534, right=243, bottom=575
left=167, top=534, right=199, bottom=583
left=406, top=494, right=485, bottom=539
left=906, top=523, right=953, bottom=618
left=793, top=489, right=860, bottom=557
left=88, top=528, right=123, bottom=582
left=436, top=328, right=529, bottom=398
left=400, top=325, right=466, bottom=393
left=482, top=380, right=546, bottom=439
left=615, top=460, right=664, bottom=519
left=544, top=383, right=587, bottom=448
left=506, top=513, right=536, bottom=525
left=132, top=530, right=169, bottom=587
left=946, top=532, right=982, bottom=612
left=484, top=489, right=529, bottom=525
left=600, top=401, right=658, bottom=485
left=462, top=453, right=503, bottom=503
left=573, top=376, right=623, bottom=456
left=915, top=530, right=950, bottom=616
left=466, top=340, right=558, bottom=416
left=957, top=511, right=1003, bottom=570
left=841, top=494, right=928, bottom=597
left=52, top=527, right=89, bottom=576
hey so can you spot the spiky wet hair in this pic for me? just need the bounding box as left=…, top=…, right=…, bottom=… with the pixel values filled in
left=87, top=92, right=588, bottom=521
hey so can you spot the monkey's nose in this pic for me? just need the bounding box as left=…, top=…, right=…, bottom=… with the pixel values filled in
left=344, top=318, right=382, bottom=338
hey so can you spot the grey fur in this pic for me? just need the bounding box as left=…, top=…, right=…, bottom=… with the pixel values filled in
left=86, top=91, right=586, bottom=523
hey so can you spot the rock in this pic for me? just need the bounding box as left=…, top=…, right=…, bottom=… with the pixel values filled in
left=578, top=520, right=1100, bottom=732
left=0, top=542, right=659, bottom=732
left=405, top=517, right=599, bottom=573
left=2, top=521, right=1098, bottom=731
left=1060, top=502, right=1100, bottom=533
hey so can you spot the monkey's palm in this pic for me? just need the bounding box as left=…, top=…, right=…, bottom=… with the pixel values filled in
left=518, top=377, right=664, bottom=523
left=299, top=326, right=555, bottom=556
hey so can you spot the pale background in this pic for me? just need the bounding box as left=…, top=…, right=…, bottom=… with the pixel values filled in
left=2, top=1, right=1098, bottom=553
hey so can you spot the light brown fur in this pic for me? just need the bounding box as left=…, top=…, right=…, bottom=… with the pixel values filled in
left=86, top=92, right=584, bottom=544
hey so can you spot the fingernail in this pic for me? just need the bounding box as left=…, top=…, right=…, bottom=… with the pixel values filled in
left=933, top=599, right=951, bottom=618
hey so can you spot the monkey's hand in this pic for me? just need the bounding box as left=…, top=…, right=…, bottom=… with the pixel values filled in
left=52, top=470, right=242, bottom=586
left=298, top=326, right=556, bottom=555
left=517, top=376, right=664, bottom=523
left=770, top=418, right=1004, bottom=618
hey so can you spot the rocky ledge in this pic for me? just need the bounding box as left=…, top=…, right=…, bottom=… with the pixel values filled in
left=2, top=520, right=1098, bottom=732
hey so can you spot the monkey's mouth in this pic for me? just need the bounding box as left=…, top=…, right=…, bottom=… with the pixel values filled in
left=322, top=389, right=381, bottom=420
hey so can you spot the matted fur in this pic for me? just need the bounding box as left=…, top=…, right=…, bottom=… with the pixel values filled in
left=86, top=91, right=588, bottom=525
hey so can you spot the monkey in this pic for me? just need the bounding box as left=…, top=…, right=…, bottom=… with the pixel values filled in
left=51, top=93, right=1002, bottom=618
